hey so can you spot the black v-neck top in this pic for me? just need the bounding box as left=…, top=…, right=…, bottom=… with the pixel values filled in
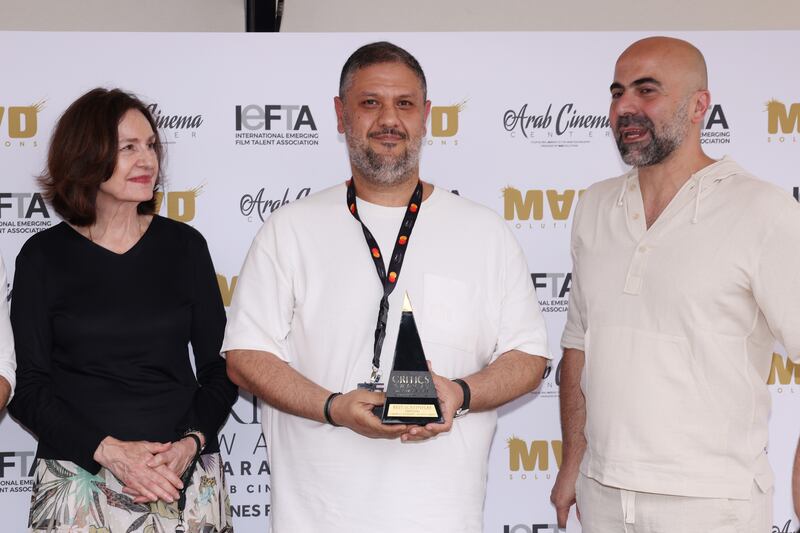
left=8, top=216, right=237, bottom=474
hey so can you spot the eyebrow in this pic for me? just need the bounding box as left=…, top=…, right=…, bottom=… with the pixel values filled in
left=610, top=77, right=663, bottom=92
left=357, top=91, right=419, bottom=100
left=119, top=135, right=156, bottom=143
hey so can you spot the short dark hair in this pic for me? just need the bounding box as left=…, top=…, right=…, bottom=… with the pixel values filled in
left=39, top=88, right=164, bottom=226
left=339, top=41, right=427, bottom=100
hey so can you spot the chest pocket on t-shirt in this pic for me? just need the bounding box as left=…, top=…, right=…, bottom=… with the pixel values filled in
left=419, top=273, right=478, bottom=353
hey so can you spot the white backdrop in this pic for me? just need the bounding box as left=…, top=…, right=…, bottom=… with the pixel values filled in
left=0, top=31, right=798, bottom=533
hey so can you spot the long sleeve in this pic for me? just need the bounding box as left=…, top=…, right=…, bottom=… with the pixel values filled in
left=751, top=194, right=800, bottom=363
left=561, top=192, right=587, bottom=351
left=8, top=243, right=107, bottom=473
left=175, top=232, right=238, bottom=441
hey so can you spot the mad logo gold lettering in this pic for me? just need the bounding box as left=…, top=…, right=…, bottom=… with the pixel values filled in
left=153, top=184, right=204, bottom=222
left=503, top=188, right=584, bottom=221
left=0, top=101, right=44, bottom=139
left=166, top=191, right=196, bottom=222
left=505, top=189, right=543, bottom=221
left=766, top=100, right=800, bottom=134
left=217, top=274, right=238, bottom=307
left=431, top=106, right=458, bottom=137
left=429, top=100, right=466, bottom=137
left=507, top=437, right=562, bottom=471
left=768, top=353, right=799, bottom=385
left=547, top=190, right=577, bottom=220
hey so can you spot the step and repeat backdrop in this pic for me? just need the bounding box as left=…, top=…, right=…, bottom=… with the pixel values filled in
left=0, top=31, right=798, bottom=532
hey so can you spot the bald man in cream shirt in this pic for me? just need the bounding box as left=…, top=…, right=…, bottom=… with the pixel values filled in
left=551, top=36, right=800, bottom=532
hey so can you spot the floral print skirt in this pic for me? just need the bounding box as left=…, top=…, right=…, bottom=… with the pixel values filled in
left=27, top=453, right=233, bottom=533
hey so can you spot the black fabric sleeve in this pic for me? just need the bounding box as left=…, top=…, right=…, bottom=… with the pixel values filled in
left=174, top=231, right=238, bottom=440
left=8, top=244, right=107, bottom=474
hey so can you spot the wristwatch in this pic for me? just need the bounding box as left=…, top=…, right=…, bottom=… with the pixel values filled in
left=452, top=378, right=471, bottom=418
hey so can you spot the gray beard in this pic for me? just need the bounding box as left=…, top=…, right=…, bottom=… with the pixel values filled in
left=616, top=99, right=690, bottom=167
left=345, top=126, right=422, bottom=187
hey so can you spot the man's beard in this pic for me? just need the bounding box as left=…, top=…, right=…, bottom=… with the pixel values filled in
left=344, top=123, right=423, bottom=187
left=615, top=98, right=690, bottom=167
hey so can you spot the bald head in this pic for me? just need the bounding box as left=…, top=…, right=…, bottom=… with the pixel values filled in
left=616, top=36, right=708, bottom=93
left=609, top=37, right=712, bottom=167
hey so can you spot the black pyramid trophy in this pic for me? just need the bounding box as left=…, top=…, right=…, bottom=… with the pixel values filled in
left=378, top=292, right=444, bottom=425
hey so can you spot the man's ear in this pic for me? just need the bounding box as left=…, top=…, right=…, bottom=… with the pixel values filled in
left=335, top=96, right=346, bottom=134
left=692, top=90, right=711, bottom=125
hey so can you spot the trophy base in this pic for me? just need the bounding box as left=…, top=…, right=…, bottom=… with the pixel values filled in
left=376, top=397, right=444, bottom=425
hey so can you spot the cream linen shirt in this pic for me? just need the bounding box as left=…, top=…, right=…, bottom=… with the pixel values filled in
left=562, top=157, right=800, bottom=499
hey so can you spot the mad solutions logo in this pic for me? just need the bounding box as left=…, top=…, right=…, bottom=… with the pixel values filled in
left=0, top=100, right=44, bottom=149
left=507, top=437, right=562, bottom=480
left=154, top=185, right=204, bottom=223
left=768, top=353, right=799, bottom=394
left=503, top=188, right=584, bottom=230
left=766, top=99, right=799, bottom=144
left=426, top=100, right=466, bottom=147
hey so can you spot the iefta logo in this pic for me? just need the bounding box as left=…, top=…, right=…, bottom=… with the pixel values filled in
left=704, top=104, right=729, bottom=130
left=0, top=100, right=44, bottom=139
left=235, top=105, right=317, bottom=131
left=0, top=450, right=36, bottom=478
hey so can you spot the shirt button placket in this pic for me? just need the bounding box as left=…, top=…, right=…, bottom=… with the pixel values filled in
left=624, top=242, right=649, bottom=295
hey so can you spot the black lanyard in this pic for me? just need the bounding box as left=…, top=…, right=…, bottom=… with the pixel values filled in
left=346, top=178, right=423, bottom=384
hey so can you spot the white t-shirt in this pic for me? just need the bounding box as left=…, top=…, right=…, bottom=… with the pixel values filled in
left=223, top=183, right=549, bottom=533
left=562, top=157, right=800, bottom=499
left=0, top=255, right=16, bottom=403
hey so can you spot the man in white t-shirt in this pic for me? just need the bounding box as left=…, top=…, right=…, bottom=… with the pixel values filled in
left=550, top=36, right=800, bottom=531
left=0, top=255, right=16, bottom=408
left=222, top=42, right=549, bottom=533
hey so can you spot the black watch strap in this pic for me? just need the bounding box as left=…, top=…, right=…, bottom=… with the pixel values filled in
left=452, top=378, right=471, bottom=416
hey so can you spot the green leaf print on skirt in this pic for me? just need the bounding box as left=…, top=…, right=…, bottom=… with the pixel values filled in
left=27, top=454, right=233, bottom=532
